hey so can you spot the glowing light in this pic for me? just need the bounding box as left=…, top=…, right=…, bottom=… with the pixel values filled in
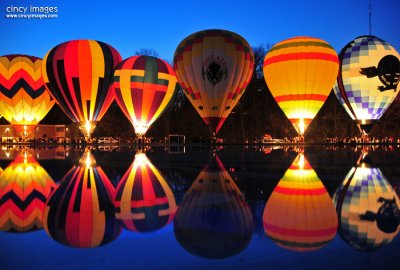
left=134, top=124, right=149, bottom=137
left=85, top=121, right=91, bottom=135
left=298, top=153, right=305, bottom=170
left=79, top=149, right=96, bottom=168
left=133, top=153, right=147, bottom=167
left=78, top=121, right=96, bottom=139
left=299, top=118, right=305, bottom=135
left=86, top=153, right=91, bottom=168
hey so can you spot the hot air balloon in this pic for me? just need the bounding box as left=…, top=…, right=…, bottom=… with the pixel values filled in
left=263, top=37, right=339, bottom=135
left=43, top=149, right=121, bottom=248
left=112, top=56, right=177, bottom=137
left=114, top=152, right=177, bottom=232
left=0, top=150, right=56, bottom=232
left=0, top=55, right=55, bottom=138
left=173, top=29, right=254, bottom=134
left=42, top=40, right=122, bottom=138
left=333, top=151, right=400, bottom=251
left=263, top=153, right=338, bottom=252
left=174, top=155, right=254, bottom=259
left=334, top=35, right=400, bottom=135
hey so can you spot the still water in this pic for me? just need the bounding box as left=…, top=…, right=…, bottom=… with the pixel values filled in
left=0, top=145, right=399, bottom=270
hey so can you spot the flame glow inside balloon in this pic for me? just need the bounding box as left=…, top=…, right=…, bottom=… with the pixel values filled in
left=263, top=36, right=339, bottom=135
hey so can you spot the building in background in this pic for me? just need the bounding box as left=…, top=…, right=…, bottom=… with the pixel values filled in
left=0, top=124, right=75, bottom=143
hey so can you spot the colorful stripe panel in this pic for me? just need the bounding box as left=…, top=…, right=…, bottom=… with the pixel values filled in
left=173, top=29, right=254, bottom=134
left=0, top=152, right=56, bottom=232
left=42, top=40, right=121, bottom=124
left=114, top=153, right=176, bottom=232
left=263, top=153, right=338, bottom=252
left=43, top=151, right=121, bottom=248
left=0, top=55, right=55, bottom=135
left=112, top=56, right=177, bottom=136
left=263, top=36, right=339, bottom=134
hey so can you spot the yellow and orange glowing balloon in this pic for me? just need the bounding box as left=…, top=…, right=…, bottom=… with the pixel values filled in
left=114, top=152, right=177, bottom=232
left=174, top=29, right=254, bottom=134
left=0, top=151, right=56, bottom=232
left=263, top=153, right=338, bottom=252
left=263, top=37, right=339, bottom=135
left=112, top=56, right=177, bottom=137
left=42, top=40, right=122, bottom=138
left=0, top=55, right=55, bottom=137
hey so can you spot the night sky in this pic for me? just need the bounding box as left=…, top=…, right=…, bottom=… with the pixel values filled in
left=1, top=0, right=399, bottom=62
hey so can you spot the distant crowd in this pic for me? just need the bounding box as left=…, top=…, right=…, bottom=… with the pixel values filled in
left=324, top=136, right=398, bottom=144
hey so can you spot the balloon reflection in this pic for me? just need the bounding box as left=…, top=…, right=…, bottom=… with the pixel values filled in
left=333, top=150, right=400, bottom=251
left=174, top=155, right=254, bottom=259
left=263, top=153, right=338, bottom=252
left=43, top=149, right=121, bottom=248
left=0, top=151, right=56, bottom=232
left=114, top=152, right=177, bottom=232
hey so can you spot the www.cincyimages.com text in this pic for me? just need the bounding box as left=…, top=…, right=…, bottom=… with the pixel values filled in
left=5, top=5, right=58, bottom=19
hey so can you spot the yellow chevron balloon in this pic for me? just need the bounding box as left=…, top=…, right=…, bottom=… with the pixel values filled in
left=0, top=55, right=55, bottom=137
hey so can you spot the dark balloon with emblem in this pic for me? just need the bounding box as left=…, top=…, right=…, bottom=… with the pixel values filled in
left=173, top=29, right=254, bottom=134
left=174, top=155, right=254, bottom=259
left=43, top=150, right=121, bottom=248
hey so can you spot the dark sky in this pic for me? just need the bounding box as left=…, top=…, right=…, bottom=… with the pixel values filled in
left=1, top=0, right=399, bottom=62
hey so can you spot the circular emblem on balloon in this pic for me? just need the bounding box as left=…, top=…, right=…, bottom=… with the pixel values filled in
left=201, top=55, right=228, bottom=86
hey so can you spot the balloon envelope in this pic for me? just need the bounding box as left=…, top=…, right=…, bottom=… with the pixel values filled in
left=42, top=40, right=122, bottom=137
left=333, top=153, right=400, bottom=251
left=174, top=155, right=253, bottom=259
left=114, top=152, right=177, bottom=232
left=0, top=55, right=55, bottom=137
left=112, top=56, right=177, bottom=136
left=263, top=37, right=339, bottom=135
left=0, top=151, right=56, bottom=232
left=173, top=29, right=254, bottom=134
left=334, top=35, right=400, bottom=134
left=43, top=149, right=121, bottom=248
left=263, top=153, right=338, bottom=252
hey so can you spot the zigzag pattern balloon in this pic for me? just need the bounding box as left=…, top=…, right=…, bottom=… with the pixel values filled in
left=0, top=55, right=55, bottom=137
left=0, top=152, right=56, bottom=232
